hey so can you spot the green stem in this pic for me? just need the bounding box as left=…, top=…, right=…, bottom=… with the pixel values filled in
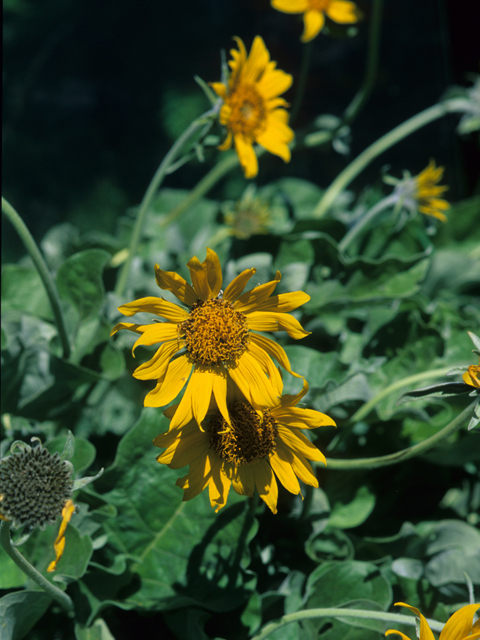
left=114, top=109, right=216, bottom=297
left=313, top=98, right=468, bottom=218
left=343, top=0, right=383, bottom=126
left=0, top=520, right=74, bottom=615
left=2, top=197, right=71, bottom=359
left=338, top=193, right=397, bottom=253
left=351, top=367, right=453, bottom=423
left=290, top=40, right=313, bottom=124
left=324, top=401, right=475, bottom=470
left=250, top=606, right=444, bottom=640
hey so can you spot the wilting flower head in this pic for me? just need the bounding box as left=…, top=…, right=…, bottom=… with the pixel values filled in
left=271, top=0, right=361, bottom=42
left=112, top=248, right=311, bottom=432
left=210, top=36, right=294, bottom=179
left=387, top=160, right=450, bottom=223
left=463, top=362, right=480, bottom=389
left=154, top=376, right=335, bottom=513
left=386, top=602, right=480, bottom=640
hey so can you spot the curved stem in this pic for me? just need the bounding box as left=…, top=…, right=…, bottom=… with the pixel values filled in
left=313, top=98, right=468, bottom=218
left=0, top=520, right=74, bottom=614
left=250, top=606, right=444, bottom=640
left=114, top=109, right=216, bottom=297
left=2, top=197, right=71, bottom=359
left=290, top=40, right=313, bottom=124
left=343, top=0, right=383, bottom=126
left=338, top=193, right=397, bottom=253
left=324, top=401, right=475, bottom=470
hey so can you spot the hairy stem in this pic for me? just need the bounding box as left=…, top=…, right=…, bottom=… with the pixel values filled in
left=338, top=193, right=397, bottom=253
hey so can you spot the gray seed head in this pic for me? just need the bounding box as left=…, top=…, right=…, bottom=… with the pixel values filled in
left=0, top=444, right=73, bottom=530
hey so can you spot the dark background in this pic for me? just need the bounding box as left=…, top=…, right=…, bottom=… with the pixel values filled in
left=2, top=0, right=480, bottom=260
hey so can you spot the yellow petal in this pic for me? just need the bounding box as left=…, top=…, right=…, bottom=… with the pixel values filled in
left=277, top=426, right=326, bottom=464
left=257, top=66, right=293, bottom=100
left=229, top=351, right=279, bottom=407
left=302, top=10, right=325, bottom=42
left=144, top=355, right=192, bottom=407
left=212, top=368, right=231, bottom=426
left=218, top=130, right=233, bottom=151
left=234, top=271, right=282, bottom=312
left=110, top=322, right=146, bottom=337
left=272, top=406, right=336, bottom=429
left=234, top=134, right=258, bottom=179
left=271, top=0, right=309, bottom=12
left=223, top=268, right=257, bottom=302
left=242, top=36, right=269, bottom=85
left=203, top=248, right=223, bottom=298
left=249, top=333, right=301, bottom=380
left=132, top=324, right=179, bottom=353
left=247, top=310, right=310, bottom=339
left=155, top=429, right=209, bottom=467
left=155, top=264, right=198, bottom=306
left=385, top=632, right=411, bottom=640
left=440, top=604, right=480, bottom=640
left=231, top=465, right=255, bottom=497
left=247, top=341, right=283, bottom=397
left=288, top=449, right=319, bottom=487
left=187, top=255, right=212, bottom=301
left=256, top=112, right=294, bottom=162
left=270, top=449, right=301, bottom=495
left=117, top=297, right=188, bottom=322
left=326, top=0, right=359, bottom=23
left=229, top=37, right=248, bottom=87
left=252, top=291, right=310, bottom=314
left=392, top=603, right=435, bottom=640
left=191, top=367, right=216, bottom=428
left=253, top=459, right=278, bottom=514
left=47, top=500, right=75, bottom=573
left=132, top=340, right=180, bottom=380
left=208, top=458, right=231, bottom=511
left=210, top=82, right=227, bottom=98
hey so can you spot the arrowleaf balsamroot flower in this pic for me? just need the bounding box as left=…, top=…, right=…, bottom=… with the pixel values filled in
left=271, top=0, right=361, bottom=43
left=386, top=602, right=480, bottom=640
left=210, top=36, right=294, bottom=178
left=112, top=248, right=310, bottom=432
left=154, top=376, right=335, bottom=513
left=414, top=160, right=450, bottom=222
left=463, top=362, right=480, bottom=389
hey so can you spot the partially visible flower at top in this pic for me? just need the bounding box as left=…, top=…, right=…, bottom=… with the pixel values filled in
left=385, top=160, right=450, bottom=223
left=271, top=0, right=361, bottom=42
left=385, top=602, right=480, bottom=640
left=111, top=248, right=310, bottom=432
left=154, top=375, right=335, bottom=513
left=0, top=434, right=102, bottom=573
left=210, top=36, right=294, bottom=179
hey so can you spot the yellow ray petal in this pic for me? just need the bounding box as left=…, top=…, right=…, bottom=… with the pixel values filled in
left=272, top=406, right=336, bottom=429
left=117, top=297, right=188, bottom=322
left=132, top=340, right=181, bottom=380
left=212, top=368, right=231, bottom=426
left=210, top=82, right=227, bottom=99
left=229, top=37, right=248, bottom=86
left=155, top=430, right=209, bottom=467
left=271, top=0, right=309, bottom=13
left=223, top=268, right=257, bottom=302
left=277, top=426, right=326, bottom=464
left=203, top=248, right=223, bottom=298
left=302, top=10, right=325, bottom=42
left=234, top=271, right=282, bottom=312
left=187, top=255, right=212, bottom=301
left=208, top=458, right=231, bottom=511
left=247, top=310, right=310, bottom=339
left=230, top=351, right=279, bottom=407
left=253, top=459, right=278, bottom=514
left=178, top=455, right=211, bottom=501
left=234, top=134, right=259, bottom=179
left=440, top=604, right=480, bottom=640
left=242, top=36, right=270, bottom=85
left=144, top=355, right=192, bottom=407
left=249, top=333, right=302, bottom=380
left=326, top=0, right=359, bottom=23
left=287, top=448, right=319, bottom=487
left=385, top=632, right=411, bottom=640
left=191, top=367, right=217, bottom=429
left=218, top=130, right=233, bottom=151
left=47, top=500, right=75, bottom=573
left=257, top=67, right=293, bottom=100
left=246, top=341, right=283, bottom=397
left=231, top=465, right=255, bottom=497
left=269, top=449, right=301, bottom=495
left=155, top=264, right=198, bottom=306
left=110, top=322, right=146, bottom=337
left=252, top=291, right=310, bottom=314
left=132, top=324, right=179, bottom=353
left=256, top=112, right=293, bottom=162
left=391, top=603, right=435, bottom=640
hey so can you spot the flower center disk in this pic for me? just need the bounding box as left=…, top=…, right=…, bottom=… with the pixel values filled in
left=209, top=401, right=278, bottom=465
left=227, top=84, right=266, bottom=140
left=180, top=298, right=249, bottom=367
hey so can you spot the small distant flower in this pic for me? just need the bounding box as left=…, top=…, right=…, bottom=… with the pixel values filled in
left=112, top=248, right=310, bottom=432
left=154, top=377, right=335, bottom=513
left=271, top=0, right=361, bottom=42
left=385, top=602, right=480, bottom=640
left=210, top=36, right=294, bottom=178
left=387, top=160, right=450, bottom=223
left=223, top=185, right=272, bottom=239
left=463, top=362, right=480, bottom=389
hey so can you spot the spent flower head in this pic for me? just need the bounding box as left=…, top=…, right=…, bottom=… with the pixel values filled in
left=271, top=0, right=361, bottom=42
left=154, top=376, right=335, bottom=513
left=210, top=36, right=294, bottom=178
left=112, top=248, right=311, bottom=432
left=386, top=602, right=480, bottom=640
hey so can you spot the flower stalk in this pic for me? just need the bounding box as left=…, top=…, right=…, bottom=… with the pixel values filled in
left=338, top=193, right=397, bottom=252
left=0, top=520, right=74, bottom=615
left=1, top=197, right=71, bottom=359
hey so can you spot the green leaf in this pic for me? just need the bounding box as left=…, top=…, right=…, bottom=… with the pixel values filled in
left=1, top=264, right=54, bottom=321
left=0, top=549, right=27, bottom=589
left=397, top=382, right=471, bottom=405
left=74, top=619, right=116, bottom=640
left=425, top=520, right=480, bottom=586
left=46, top=435, right=96, bottom=476
left=329, top=485, right=376, bottom=529
left=0, top=590, right=51, bottom=640
left=56, top=249, right=110, bottom=322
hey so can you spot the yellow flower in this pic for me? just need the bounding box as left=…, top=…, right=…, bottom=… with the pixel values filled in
left=154, top=376, right=335, bottom=513
left=112, top=248, right=311, bottom=431
left=463, top=361, right=480, bottom=388
left=210, top=36, right=294, bottom=179
left=47, top=499, right=76, bottom=572
left=414, top=160, right=450, bottom=222
left=386, top=602, right=480, bottom=640
left=271, top=0, right=361, bottom=42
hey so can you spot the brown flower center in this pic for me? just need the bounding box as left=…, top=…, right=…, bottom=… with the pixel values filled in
left=225, top=83, right=266, bottom=140
left=179, top=298, right=249, bottom=367
left=209, top=401, right=278, bottom=465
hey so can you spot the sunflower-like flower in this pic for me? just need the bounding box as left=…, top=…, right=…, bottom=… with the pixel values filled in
left=271, top=0, right=361, bottom=42
left=154, top=376, right=335, bottom=513
left=386, top=602, right=480, bottom=640
left=112, top=248, right=311, bottom=431
left=210, top=36, right=294, bottom=179
left=463, top=362, right=480, bottom=389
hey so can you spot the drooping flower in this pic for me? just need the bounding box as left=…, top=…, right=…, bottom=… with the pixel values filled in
left=385, top=602, right=480, bottom=640
left=463, top=362, right=480, bottom=388
left=210, top=36, right=294, bottom=178
left=112, top=248, right=311, bottom=432
left=271, top=0, right=361, bottom=42
left=154, top=376, right=335, bottom=513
